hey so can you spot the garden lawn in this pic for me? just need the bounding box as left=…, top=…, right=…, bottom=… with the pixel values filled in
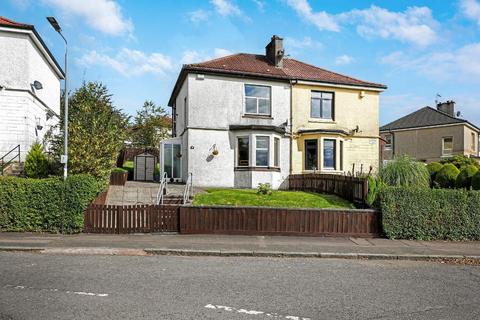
left=192, top=188, right=354, bottom=209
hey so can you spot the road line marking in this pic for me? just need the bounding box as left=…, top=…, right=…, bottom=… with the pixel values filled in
left=3, top=284, right=109, bottom=297
left=204, top=304, right=310, bottom=319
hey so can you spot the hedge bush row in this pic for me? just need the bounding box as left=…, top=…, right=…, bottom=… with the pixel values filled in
left=0, top=174, right=101, bottom=233
left=379, top=186, right=480, bottom=240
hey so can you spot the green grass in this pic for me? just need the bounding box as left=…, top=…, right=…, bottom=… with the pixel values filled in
left=192, top=188, right=354, bottom=209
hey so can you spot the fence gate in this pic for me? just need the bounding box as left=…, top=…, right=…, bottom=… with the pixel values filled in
left=84, top=204, right=179, bottom=233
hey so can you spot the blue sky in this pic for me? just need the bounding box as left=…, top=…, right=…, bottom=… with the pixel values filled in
left=3, top=0, right=480, bottom=125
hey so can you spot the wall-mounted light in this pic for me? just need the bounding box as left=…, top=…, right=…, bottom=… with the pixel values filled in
left=359, top=90, right=365, bottom=99
left=33, top=81, right=43, bottom=90
left=211, top=144, right=219, bottom=156
left=35, top=117, right=43, bottom=131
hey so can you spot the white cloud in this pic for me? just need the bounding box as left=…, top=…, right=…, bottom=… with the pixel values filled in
left=210, top=0, right=243, bottom=17
left=181, top=48, right=233, bottom=64
left=286, top=0, right=340, bottom=32
left=460, top=0, right=480, bottom=26
left=77, top=48, right=173, bottom=76
left=335, top=54, right=355, bottom=65
left=284, top=36, right=322, bottom=49
left=42, top=0, right=133, bottom=36
left=251, top=0, right=265, bottom=11
left=339, top=6, right=438, bottom=47
left=188, top=9, right=210, bottom=24
left=380, top=43, right=480, bottom=80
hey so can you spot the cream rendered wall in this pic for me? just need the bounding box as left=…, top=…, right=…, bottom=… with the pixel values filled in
left=291, top=84, right=380, bottom=174
left=464, top=126, right=479, bottom=157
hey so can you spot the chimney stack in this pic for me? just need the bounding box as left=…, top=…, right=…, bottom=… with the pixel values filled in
left=266, top=35, right=284, bottom=68
left=437, top=100, right=456, bottom=117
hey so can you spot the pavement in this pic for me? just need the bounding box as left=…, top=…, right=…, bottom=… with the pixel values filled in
left=0, top=232, right=479, bottom=262
left=0, top=252, right=479, bottom=319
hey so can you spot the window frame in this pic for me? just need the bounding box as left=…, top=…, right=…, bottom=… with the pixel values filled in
left=255, top=136, right=270, bottom=167
left=310, top=90, right=335, bottom=120
left=244, top=84, right=272, bottom=116
left=236, top=136, right=250, bottom=167
left=274, top=137, right=280, bottom=167
left=384, top=134, right=393, bottom=150
left=304, top=139, right=318, bottom=171
left=442, top=136, right=453, bottom=156
left=323, top=139, right=337, bottom=170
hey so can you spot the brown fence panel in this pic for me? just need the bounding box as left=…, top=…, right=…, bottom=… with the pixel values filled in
left=84, top=204, right=180, bottom=233
left=289, top=174, right=368, bottom=204
left=179, top=206, right=380, bottom=237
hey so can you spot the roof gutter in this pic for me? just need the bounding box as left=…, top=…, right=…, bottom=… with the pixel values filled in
left=294, top=80, right=386, bottom=92
left=380, top=122, right=480, bottom=133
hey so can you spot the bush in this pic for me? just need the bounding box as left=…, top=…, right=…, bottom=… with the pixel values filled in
left=379, top=186, right=480, bottom=240
left=455, top=165, right=478, bottom=189
left=426, top=162, right=443, bottom=180
left=111, top=167, right=128, bottom=173
left=440, top=155, right=480, bottom=169
left=257, top=183, right=273, bottom=195
left=435, top=164, right=460, bottom=188
left=0, top=174, right=101, bottom=233
left=472, top=172, right=480, bottom=190
left=367, top=175, right=381, bottom=207
left=379, top=155, right=430, bottom=188
left=122, top=160, right=134, bottom=180
left=24, top=142, right=48, bottom=178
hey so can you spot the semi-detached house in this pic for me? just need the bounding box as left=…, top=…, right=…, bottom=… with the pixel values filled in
left=163, top=36, right=386, bottom=189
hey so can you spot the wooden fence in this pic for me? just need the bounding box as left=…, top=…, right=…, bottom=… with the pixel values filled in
left=289, top=174, right=368, bottom=204
left=179, top=206, right=380, bottom=237
left=110, top=172, right=128, bottom=186
left=84, top=204, right=179, bottom=234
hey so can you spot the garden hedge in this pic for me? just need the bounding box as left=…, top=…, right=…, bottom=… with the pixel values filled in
left=379, top=186, right=480, bottom=240
left=455, top=165, right=478, bottom=189
left=435, top=163, right=460, bottom=188
left=0, top=174, right=101, bottom=233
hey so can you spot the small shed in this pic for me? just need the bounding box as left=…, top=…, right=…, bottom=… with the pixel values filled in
left=134, top=152, right=157, bottom=181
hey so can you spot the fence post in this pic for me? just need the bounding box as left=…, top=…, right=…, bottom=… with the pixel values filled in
left=117, top=206, right=122, bottom=234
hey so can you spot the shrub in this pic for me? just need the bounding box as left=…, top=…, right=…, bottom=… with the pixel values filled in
left=0, top=174, right=101, bottom=233
left=24, top=142, right=48, bottom=178
left=472, top=172, right=480, bottom=190
left=122, top=160, right=134, bottom=180
left=367, top=175, right=381, bottom=207
left=379, top=155, right=430, bottom=188
left=154, top=163, right=160, bottom=176
left=455, top=165, right=479, bottom=189
left=435, top=164, right=460, bottom=188
left=379, top=186, right=480, bottom=240
left=426, top=162, right=443, bottom=180
left=257, top=183, right=273, bottom=195
left=440, top=155, right=480, bottom=169
left=111, top=167, right=128, bottom=173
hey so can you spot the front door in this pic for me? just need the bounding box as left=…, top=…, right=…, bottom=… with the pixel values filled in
left=163, top=143, right=182, bottom=182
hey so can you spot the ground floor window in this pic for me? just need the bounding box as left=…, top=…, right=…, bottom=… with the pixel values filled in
left=274, top=137, right=280, bottom=167
left=323, top=139, right=336, bottom=170
left=237, top=137, right=249, bottom=166
left=255, top=136, right=269, bottom=166
left=305, top=139, right=318, bottom=170
left=442, top=136, right=453, bottom=156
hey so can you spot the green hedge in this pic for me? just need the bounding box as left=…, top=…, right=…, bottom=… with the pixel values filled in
left=0, top=174, right=101, bottom=233
left=379, top=186, right=480, bottom=240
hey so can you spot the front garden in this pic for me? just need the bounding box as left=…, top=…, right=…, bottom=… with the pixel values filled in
left=192, top=188, right=354, bottom=209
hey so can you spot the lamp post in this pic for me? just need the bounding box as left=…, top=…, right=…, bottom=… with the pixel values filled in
left=47, top=16, right=68, bottom=180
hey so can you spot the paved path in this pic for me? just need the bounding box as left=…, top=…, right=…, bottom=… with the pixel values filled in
left=0, top=252, right=479, bottom=319
left=1, top=233, right=479, bottom=258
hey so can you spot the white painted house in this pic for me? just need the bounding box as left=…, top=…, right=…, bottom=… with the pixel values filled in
left=0, top=17, right=64, bottom=161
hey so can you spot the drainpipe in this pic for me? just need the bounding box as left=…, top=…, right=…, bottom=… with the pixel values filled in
left=289, top=80, right=296, bottom=175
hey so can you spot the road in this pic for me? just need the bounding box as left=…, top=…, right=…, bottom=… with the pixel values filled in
left=0, top=252, right=479, bottom=320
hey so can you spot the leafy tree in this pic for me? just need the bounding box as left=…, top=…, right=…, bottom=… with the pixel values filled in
left=24, top=142, right=48, bottom=178
left=48, top=82, right=128, bottom=180
left=128, top=100, right=171, bottom=148
left=379, top=155, right=430, bottom=188
left=440, top=155, right=480, bottom=169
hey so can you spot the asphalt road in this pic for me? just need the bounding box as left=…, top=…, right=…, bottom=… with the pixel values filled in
left=0, top=252, right=479, bottom=320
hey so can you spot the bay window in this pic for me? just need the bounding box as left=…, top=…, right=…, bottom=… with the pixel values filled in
left=237, top=137, right=249, bottom=166
left=255, top=136, right=269, bottom=166
left=323, top=139, right=336, bottom=170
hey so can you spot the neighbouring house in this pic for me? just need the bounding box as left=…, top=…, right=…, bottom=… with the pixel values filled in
left=0, top=17, right=64, bottom=161
left=163, top=35, right=386, bottom=189
left=380, top=101, right=480, bottom=163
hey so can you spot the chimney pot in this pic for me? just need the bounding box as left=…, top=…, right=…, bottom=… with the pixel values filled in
left=437, top=100, right=456, bottom=117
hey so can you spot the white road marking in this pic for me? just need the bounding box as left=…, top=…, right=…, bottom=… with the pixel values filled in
left=204, top=304, right=310, bottom=319
left=3, top=284, right=109, bottom=297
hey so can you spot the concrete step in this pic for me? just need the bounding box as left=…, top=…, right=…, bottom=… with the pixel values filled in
left=2, top=162, right=24, bottom=177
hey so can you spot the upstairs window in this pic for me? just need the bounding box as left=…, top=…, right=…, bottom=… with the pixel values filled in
left=311, top=91, right=333, bottom=120
left=442, top=137, right=453, bottom=156
left=245, top=85, right=271, bottom=115
left=384, top=134, right=393, bottom=149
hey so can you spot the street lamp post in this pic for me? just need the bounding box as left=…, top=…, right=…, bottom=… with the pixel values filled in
left=47, top=16, right=68, bottom=180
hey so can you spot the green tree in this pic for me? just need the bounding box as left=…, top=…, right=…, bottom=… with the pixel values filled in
left=24, top=142, right=48, bottom=178
left=49, top=82, right=128, bottom=180
left=129, top=100, right=171, bottom=148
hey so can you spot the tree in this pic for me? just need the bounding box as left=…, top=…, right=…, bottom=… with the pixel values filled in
left=48, top=82, right=129, bottom=180
left=24, top=142, right=48, bottom=178
left=128, top=100, right=171, bottom=148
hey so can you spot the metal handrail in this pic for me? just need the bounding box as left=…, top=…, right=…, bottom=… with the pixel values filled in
left=183, top=172, right=193, bottom=204
left=0, top=145, right=20, bottom=176
left=156, top=172, right=168, bottom=204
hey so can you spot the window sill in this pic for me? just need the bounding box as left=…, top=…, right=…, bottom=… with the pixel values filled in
left=308, top=118, right=335, bottom=124
left=243, top=114, right=273, bottom=119
left=235, top=166, right=281, bottom=172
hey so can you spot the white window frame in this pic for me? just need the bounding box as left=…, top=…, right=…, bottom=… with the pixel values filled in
left=244, top=84, right=271, bottom=116
left=322, top=139, right=337, bottom=170
left=442, top=136, right=453, bottom=156
left=236, top=136, right=250, bottom=167
left=273, top=137, right=280, bottom=167
left=384, top=134, right=392, bottom=150
left=255, top=136, right=270, bottom=167
left=471, top=132, right=476, bottom=152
